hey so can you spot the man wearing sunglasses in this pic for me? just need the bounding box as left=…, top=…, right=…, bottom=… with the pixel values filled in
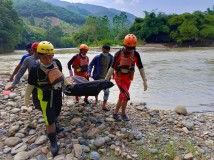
left=24, top=41, right=63, bottom=157
left=105, top=34, right=148, bottom=121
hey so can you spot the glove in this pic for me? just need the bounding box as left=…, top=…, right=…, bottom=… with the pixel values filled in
left=143, top=81, right=148, bottom=91
left=69, top=70, right=73, bottom=77
left=24, top=84, right=34, bottom=107
left=24, top=98, right=30, bottom=107
left=139, top=68, right=148, bottom=91
left=105, top=68, right=115, bottom=80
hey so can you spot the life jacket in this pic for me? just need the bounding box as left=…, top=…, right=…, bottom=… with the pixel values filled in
left=37, top=62, right=63, bottom=90
left=72, top=55, right=89, bottom=73
left=116, top=50, right=135, bottom=74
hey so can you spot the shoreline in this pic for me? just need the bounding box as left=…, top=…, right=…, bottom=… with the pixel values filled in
left=0, top=74, right=214, bottom=160
left=0, top=44, right=212, bottom=55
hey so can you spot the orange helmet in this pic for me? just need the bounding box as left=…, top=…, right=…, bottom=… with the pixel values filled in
left=124, top=34, right=137, bottom=47
left=80, top=44, right=89, bottom=50
left=31, top=42, right=39, bottom=49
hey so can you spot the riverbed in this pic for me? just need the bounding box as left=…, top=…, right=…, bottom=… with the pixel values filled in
left=0, top=47, right=214, bottom=113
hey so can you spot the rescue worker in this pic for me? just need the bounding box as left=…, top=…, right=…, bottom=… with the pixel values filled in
left=88, top=45, right=113, bottom=111
left=7, top=42, right=39, bottom=90
left=67, top=44, right=90, bottom=104
left=24, top=41, right=63, bottom=156
left=105, top=34, right=148, bottom=121
left=9, top=43, right=33, bottom=81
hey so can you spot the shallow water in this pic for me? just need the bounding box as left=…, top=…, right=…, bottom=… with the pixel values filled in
left=1, top=47, right=214, bottom=112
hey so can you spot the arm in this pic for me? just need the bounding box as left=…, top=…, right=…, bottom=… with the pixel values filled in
left=67, top=56, right=76, bottom=70
left=67, top=56, right=76, bottom=76
left=88, top=56, right=96, bottom=77
left=24, top=67, right=37, bottom=107
left=12, top=58, right=29, bottom=86
left=135, top=51, right=148, bottom=91
left=10, top=64, right=21, bottom=82
left=105, top=67, right=115, bottom=80
left=24, top=84, right=34, bottom=107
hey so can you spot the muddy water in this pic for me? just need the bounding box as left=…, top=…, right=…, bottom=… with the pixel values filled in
left=1, top=47, right=214, bottom=112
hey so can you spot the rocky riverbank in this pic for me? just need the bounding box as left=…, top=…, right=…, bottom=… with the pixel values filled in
left=0, top=74, right=213, bottom=160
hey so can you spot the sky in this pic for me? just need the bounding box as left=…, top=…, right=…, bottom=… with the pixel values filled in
left=62, top=0, right=213, bottom=17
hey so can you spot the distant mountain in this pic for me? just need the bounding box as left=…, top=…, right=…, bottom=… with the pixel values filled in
left=41, top=0, right=136, bottom=24
left=12, top=0, right=86, bottom=25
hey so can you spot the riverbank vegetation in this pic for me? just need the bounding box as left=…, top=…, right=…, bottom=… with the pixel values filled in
left=0, top=0, right=213, bottom=53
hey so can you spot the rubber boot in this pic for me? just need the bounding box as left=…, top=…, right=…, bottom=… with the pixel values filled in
left=55, top=121, right=64, bottom=134
left=48, top=133, right=59, bottom=157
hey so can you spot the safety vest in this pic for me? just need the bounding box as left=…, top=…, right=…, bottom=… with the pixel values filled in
left=73, top=55, right=89, bottom=73
left=37, top=62, right=63, bottom=90
left=116, top=51, right=135, bottom=74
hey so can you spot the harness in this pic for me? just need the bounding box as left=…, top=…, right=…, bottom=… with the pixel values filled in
left=73, top=55, right=89, bottom=73
left=116, top=50, right=135, bottom=74
left=36, top=61, right=63, bottom=108
left=36, top=62, right=63, bottom=91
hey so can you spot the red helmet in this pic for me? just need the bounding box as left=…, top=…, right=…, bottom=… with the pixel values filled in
left=31, top=42, right=39, bottom=49
left=80, top=44, right=89, bottom=50
left=124, top=34, right=137, bottom=47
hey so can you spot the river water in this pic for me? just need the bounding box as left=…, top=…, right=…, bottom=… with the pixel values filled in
left=0, top=47, right=214, bottom=113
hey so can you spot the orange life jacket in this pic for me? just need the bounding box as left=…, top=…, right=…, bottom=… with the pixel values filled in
left=73, top=55, right=89, bottom=73
left=117, top=51, right=135, bottom=74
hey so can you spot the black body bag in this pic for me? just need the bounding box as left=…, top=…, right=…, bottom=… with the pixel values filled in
left=64, top=76, right=114, bottom=96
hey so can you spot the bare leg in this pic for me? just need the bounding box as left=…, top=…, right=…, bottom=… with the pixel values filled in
left=102, top=99, right=107, bottom=108
left=114, top=99, right=122, bottom=114
left=95, top=95, right=98, bottom=104
left=121, top=100, right=128, bottom=115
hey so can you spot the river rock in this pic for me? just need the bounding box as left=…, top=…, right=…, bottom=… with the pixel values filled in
left=35, top=135, right=48, bottom=145
left=14, top=151, right=29, bottom=160
left=4, top=137, right=22, bottom=147
left=175, top=106, right=187, bottom=115
left=11, top=142, right=28, bottom=154
left=73, top=144, right=82, bottom=159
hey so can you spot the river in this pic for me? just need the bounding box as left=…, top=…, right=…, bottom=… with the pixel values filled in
left=0, top=47, right=214, bottom=113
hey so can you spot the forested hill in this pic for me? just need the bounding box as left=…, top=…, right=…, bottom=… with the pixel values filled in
left=41, top=0, right=136, bottom=23
left=13, top=0, right=86, bottom=25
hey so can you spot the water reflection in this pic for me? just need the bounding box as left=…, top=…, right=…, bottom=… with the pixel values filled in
left=0, top=48, right=214, bottom=112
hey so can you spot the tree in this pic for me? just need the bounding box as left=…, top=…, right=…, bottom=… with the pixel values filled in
left=29, top=14, right=35, bottom=26
left=130, top=11, right=171, bottom=43
left=112, top=12, right=129, bottom=39
left=43, top=16, right=52, bottom=29
left=0, top=0, right=23, bottom=53
left=45, top=26, right=64, bottom=47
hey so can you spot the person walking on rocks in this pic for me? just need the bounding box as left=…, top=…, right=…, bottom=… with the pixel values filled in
left=105, top=34, right=148, bottom=121
left=24, top=41, right=64, bottom=156
left=88, top=45, right=113, bottom=111
left=7, top=42, right=39, bottom=90
left=67, top=44, right=90, bottom=104
left=9, top=43, right=34, bottom=82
